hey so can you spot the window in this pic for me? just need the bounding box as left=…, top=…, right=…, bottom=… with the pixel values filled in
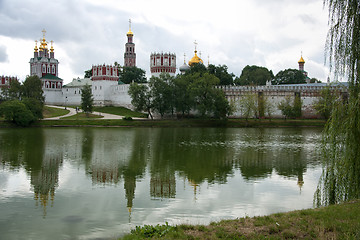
left=42, top=64, right=46, bottom=73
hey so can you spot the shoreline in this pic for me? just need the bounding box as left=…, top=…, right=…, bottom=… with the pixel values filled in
left=120, top=200, right=360, bottom=239
left=0, top=118, right=327, bottom=128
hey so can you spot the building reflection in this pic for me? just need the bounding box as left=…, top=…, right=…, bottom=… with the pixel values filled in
left=150, top=173, right=176, bottom=198
left=0, top=127, right=320, bottom=220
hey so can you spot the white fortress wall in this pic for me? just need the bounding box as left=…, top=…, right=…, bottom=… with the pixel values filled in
left=43, top=89, right=64, bottom=105
left=219, top=84, right=347, bottom=118
left=109, top=84, right=133, bottom=108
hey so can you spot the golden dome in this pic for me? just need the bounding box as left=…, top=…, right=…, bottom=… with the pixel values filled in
left=298, top=56, right=305, bottom=64
left=188, top=50, right=203, bottom=66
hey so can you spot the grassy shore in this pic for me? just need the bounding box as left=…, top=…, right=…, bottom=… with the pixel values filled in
left=121, top=200, right=360, bottom=239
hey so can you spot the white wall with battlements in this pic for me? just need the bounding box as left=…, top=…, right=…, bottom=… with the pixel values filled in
left=218, top=83, right=348, bottom=118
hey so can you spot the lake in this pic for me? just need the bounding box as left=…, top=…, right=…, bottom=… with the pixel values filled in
left=0, top=127, right=323, bottom=239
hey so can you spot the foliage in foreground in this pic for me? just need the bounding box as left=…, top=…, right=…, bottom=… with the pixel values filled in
left=121, top=200, right=360, bottom=239
left=315, top=0, right=360, bottom=206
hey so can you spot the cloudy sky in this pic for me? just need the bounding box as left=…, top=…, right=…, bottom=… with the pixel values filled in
left=0, top=0, right=331, bottom=84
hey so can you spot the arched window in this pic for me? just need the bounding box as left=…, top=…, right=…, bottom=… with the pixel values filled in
left=42, top=64, right=46, bottom=73
left=52, top=65, right=56, bottom=74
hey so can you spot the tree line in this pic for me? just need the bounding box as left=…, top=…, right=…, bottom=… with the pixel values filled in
left=128, top=71, right=232, bottom=119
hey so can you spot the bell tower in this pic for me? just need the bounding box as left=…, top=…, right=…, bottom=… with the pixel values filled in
left=124, top=19, right=136, bottom=67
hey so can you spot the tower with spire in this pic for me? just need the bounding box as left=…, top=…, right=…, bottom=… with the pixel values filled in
left=298, top=53, right=305, bottom=73
left=124, top=19, right=136, bottom=67
left=29, top=29, right=63, bottom=89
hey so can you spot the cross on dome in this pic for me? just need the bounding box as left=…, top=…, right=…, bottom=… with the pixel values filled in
left=42, top=29, right=46, bottom=39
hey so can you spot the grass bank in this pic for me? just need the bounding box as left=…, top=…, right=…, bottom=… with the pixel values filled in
left=60, top=112, right=104, bottom=120
left=43, top=106, right=70, bottom=118
left=93, top=106, right=148, bottom=118
left=121, top=200, right=360, bottom=239
left=30, top=118, right=326, bottom=128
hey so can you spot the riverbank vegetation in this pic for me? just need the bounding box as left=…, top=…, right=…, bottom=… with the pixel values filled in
left=121, top=200, right=360, bottom=239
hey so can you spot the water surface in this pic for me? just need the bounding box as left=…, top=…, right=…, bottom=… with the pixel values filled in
left=0, top=127, right=322, bottom=239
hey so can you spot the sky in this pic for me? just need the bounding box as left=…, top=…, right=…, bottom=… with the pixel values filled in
left=0, top=0, right=331, bottom=84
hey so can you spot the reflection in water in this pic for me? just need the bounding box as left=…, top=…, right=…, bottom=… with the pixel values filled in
left=0, top=127, right=322, bottom=239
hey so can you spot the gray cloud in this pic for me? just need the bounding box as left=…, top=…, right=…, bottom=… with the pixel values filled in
left=0, top=0, right=330, bottom=82
left=0, top=45, right=8, bottom=62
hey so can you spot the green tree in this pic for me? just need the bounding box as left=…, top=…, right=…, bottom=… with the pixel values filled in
left=238, top=93, right=257, bottom=120
left=128, top=83, right=153, bottom=119
left=0, top=79, right=22, bottom=100
left=186, top=63, right=207, bottom=76
left=310, top=77, right=321, bottom=83
left=1, top=76, right=44, bottom=122
left=22, top=75, right=44, bottom=104
left=207, top=64, right=234, bottom=85
left=313, top=85, right=337, bottom=119
left=189, top=73, right=220, bottom=117
left=0, top=100, right=36, bottom=127
left=84, top=69, right=92, bottom=78
left=272, top=69, right=306, bottom=85
left=173, top=74, right=193, bottom=117
left=22, top=98, right=43, bottom=119
left=81, top=84, right=94, bottom=116
left=213, top=89, right=232, bottom=119
left=263, top=96, right=275, bottom=119
left=149, top=73, right=174, bottom=118
left=278, top=94, right=302, bottom=119
left=119, top=66, right=147, bottom=84
left=235, top=65, right=274, bottom=86
left=314, top=0, right=360, bottom=206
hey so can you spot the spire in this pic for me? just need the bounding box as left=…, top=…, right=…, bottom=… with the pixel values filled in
left=127, top=18, right=134, bottom=36
left=50, top=40, right=54, bottom=53
left=298, top=52, right=305, bottom=72
left=34, top=40, right=38, bottom=52
left=298, top=51, right=305, bottom=64
left=194, top=40, right=198, bottom=53
left=183, top=53, right=186, bottom=64
left=39, top=29, right=48, bottom=51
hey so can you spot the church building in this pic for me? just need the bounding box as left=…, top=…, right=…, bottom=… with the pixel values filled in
left=29, top=29, right=63, bottom=89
